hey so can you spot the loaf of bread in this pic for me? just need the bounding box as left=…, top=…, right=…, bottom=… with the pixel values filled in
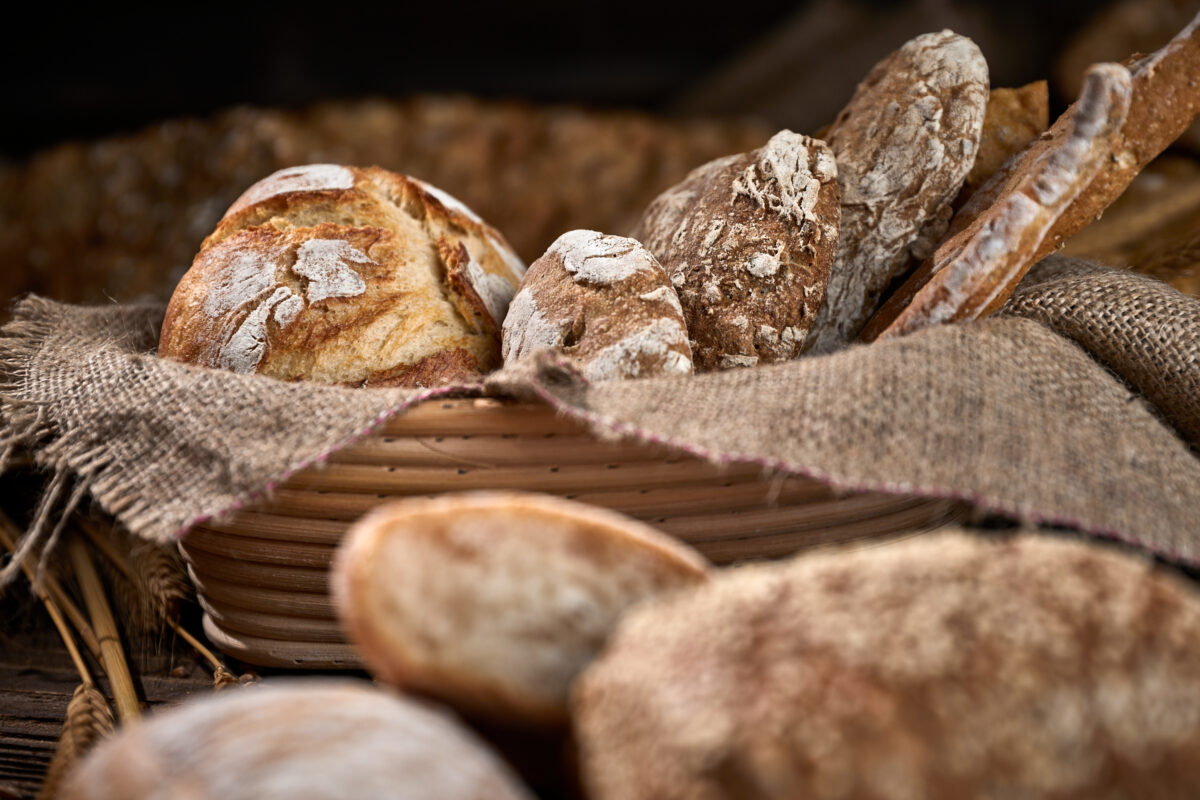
left=158, top=164, right=525, bottom=387
left=502, top=230, right=692, bottom=380
left=633, top=130, right=840, bottom=371
left=804, top=30, right=989, bottom=354
left=59, top=679, right=534, bottom=800
left=331, top=492, right=709, bottom=725
left=574, top=533, right=1200, bottom=800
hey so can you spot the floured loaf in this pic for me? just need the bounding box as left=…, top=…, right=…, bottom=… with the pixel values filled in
left=159, top=164, right=525, bottom=387
left=502, top=230, right=693, bottom=381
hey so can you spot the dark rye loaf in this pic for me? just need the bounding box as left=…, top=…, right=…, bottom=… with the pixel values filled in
left=633, top=130, right=839, bottom=371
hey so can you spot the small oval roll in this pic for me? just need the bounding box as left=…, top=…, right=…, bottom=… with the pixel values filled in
left=59, top=679, right=533, bottom=800
left=502, top=230, right=693, bottom=381
left=332, top=492, right=709, bottom=725
left=159, top=164, right=525, bottom=387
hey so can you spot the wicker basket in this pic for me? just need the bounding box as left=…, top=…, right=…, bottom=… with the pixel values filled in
left=180, top=397, right=969, bottom=669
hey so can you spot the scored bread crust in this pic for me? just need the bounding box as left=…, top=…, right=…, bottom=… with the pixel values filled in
left=331, top=492, right=709, bottom=726
left=159, top=164, right=525, bottom=387
left=502, top=230, right=694, bottom=381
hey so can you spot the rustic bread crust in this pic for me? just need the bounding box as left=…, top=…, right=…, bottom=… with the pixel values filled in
left=804, top=30, right=988, bottom=354
left=574, top=533, right=1200, bottom=800
left=159, top=164, right=525, bottom=387
left=502, top=230, right=693, bottom=381
left=863, top=63, right=1133, bottom=341
left=633, top=131, right=839, bottom=371
left=331, top=492, right=709, bottom=726
left=59, top=680, right=534, bottom=800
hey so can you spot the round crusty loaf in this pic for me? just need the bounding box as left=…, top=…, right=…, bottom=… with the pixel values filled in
left=632, top=130, right=839, bottom=371
left=158, top=164, right=525, bottom=387
left=502, top=230, right=693, bottom=381
left=574, top=533, right=1200, bottom=800
left=331, top=492, right=709, bottom=726
left=59, top=679, right=534, bottom=800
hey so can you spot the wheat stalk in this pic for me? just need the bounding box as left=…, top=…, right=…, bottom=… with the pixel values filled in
left=131, top=540, right=190, bottom=622
left=67, top=536, right=141, bottom=723
left=35, top=683, right=115, bottom=800
left=75, top=515, right=252, bottom=691
left=0, top=512, right=114, bottom=799
left=0, top=512, right=102, bottom=661
left=76, top=516, right=190, bottom=634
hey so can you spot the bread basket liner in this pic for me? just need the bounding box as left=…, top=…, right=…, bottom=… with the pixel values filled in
left=1, top=257, right=1198, bottom=587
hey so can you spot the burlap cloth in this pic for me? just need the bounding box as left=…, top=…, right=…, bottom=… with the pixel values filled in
left=1, top=257, right=1198, bottom=577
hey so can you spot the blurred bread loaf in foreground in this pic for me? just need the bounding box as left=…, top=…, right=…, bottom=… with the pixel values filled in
left=574, top=533, right=1200, bottom=800
left=0, top=97, right=771, bottom=309
left=60, top=680, right=534, bottom=800
left=159, top=164, right=523, bottom=387
left=332, top=492, right=709, bottom=725
left=502, top=230, right=693, bottom=381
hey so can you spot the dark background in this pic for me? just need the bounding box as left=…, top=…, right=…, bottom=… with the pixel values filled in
left=3, top=0, right=1111, bottom=162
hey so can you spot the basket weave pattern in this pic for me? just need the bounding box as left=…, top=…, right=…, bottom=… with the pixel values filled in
left=179, top=398, right=967, bottom=668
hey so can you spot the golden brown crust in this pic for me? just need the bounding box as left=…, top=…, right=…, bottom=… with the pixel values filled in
left=363, top=348, right=486, bottom=388
left=159, top=164, right=524, bottom=387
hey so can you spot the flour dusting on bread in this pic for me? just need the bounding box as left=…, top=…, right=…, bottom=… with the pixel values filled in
left=229, top=164, right=355, bottom=215
left=587, top=319, right=692, bottom=381
left=291, top=239, right=371, bottom=303
left=501, top=290, right=561, bottom=361
left=502, top=231, right=693, bottom=381
left=161, top=165, right=525, bottom=387
left=219, top=286, right=301, bottom=373
left=558, top=231, right=649, bottom=285
left=202, top=246, right=286, bottom=319
left=464, top=255, right=517, bottom=322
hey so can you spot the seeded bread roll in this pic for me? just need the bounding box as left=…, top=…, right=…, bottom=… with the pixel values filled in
left=502, top=230, right=693, bottom=381
left=59, top=680, right=534, bottom=800
left=158, top=164, right=525, bottom=387
left=633, top=130, right=840, bottom=371
left=332, top=492, right=709, bottom=726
